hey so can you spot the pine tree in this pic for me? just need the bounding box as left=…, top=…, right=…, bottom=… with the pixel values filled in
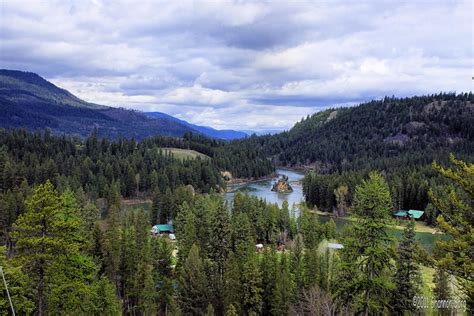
left=106, top=181, right=122, bottom=211
left=150, top=189, right=162, bottom=225
left=391, top=219, right=421, bottom=314
left=224, top=304, right=238, bottom=316
left=175, top=202, right=197, bottom=267
left=291, top=233, right=305, bottom=290
left=241, top=252, right=263, bottom=315
left=298, top=209, right=321, bottom=249
left=334, top=185, right=349, bottom=217
left=433, top=266, right=452, bottom=316
left=272, top=254, right=294, bottom=315
left=12, top=181, right=99, bottom=315
left=325, top=218, right=337, bottom=239
left=209, top=202, right=232, bottom=276
left=232, top=212, right=254, bottom=262
left=103, top=204, right=121, bottom=291
left=335, top=172, right=394, bottom=315
left=261, top=246, right=278, bottom=315
left=205, top=303, right=215, bottom=316
left=223, top=252, right=241, bottom=312
left=0, top=247, right=35, bottom=314
left=94, top=276, right=121, bottom=315
left=208, top=202, right=232, bottom=314
left=178, top=244, right=211, bottom=315
left=154, top=237, right=174, bottom=315
left=304, top=246, right=319, bottom=287
left=433, top=266, right=451, bottom=301
left=430, top=155, right=473, bottom=311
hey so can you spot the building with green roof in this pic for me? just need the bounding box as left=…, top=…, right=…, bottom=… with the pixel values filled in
left=151, top=224, right=174, bottom=235
left=393, top=209, right=424, bottom=220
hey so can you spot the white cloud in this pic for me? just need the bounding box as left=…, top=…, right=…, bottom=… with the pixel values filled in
left=0, top=0, right=472, bottom=131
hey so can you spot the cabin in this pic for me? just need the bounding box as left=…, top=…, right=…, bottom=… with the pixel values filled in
left=393, top=209, right=424, bottom=220
left=151, top=224, right=174, bottom=236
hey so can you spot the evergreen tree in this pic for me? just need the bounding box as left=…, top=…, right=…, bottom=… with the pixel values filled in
left=304, top=246, right=319, bottom=287
left=241, top=252, right=263, bottom=315
left=107, top=181, right=122, bottom=210
left=272, top=254, right=294, bottom=315
left=324, top=218, right=337, bottom=239
left=103, top=204, right=121, bottom=291
left=223, top=252, right=241, bottom=312
left=335, top=172, right=394, bottom=315
left=433, top=266, right=451, bottom=301
left=150, top=189, right=162, bottom=225
left=231, top=212, right=254, bottom=261
left=260, top=246, right=278, bottom=315
left=12, top=181, right=99, bottom=315
left=391, top=219, right=421, bottom=314
left=225, top=304, right=238, bottom=316
left=334, top=184, right=349, bottom=216
left=208, top=202, right=232, bottom=314
left=430, top=155, right=473, bottom=311
left=433, top=266, right=452, bottom=316
left=209, top=202, right=232, bottom=276
left=291, top=233, right=305, bottom=291
left=154, top=237, right=174, bottom=315
left=0, top=247, right=35, bottom=314
left=94, top=275, right=121, bottom=315
left=178, top=244, right=211, bottom=315
left=175, top=202, right=197, bottom=267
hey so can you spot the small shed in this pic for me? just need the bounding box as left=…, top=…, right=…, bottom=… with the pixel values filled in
left=327, top=243, right=344, bottom=250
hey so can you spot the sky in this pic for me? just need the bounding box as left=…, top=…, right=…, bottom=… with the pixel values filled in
left=0, top=0, right=472, bottom=132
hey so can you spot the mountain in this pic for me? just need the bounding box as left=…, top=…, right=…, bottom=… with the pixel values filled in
left=239, top=93, right=474, bottom=172
left=145, top=112, right=247, bottom=140
left=0, top=69, right=199, bottom=139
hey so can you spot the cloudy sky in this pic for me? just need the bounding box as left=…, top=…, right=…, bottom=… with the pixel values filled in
left=0, top=0, right=472, bottom=131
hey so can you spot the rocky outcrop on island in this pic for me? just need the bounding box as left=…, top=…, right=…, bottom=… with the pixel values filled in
left=271, top=175, right=293, bottom=193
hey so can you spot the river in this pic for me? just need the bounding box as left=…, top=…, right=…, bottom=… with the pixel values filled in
left=224, top=168, right=305, bottom=209
left=224, top=168, right=447, bottom=252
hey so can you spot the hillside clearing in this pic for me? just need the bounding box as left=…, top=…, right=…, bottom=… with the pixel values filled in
left=162, top=147, right=210, bottom=160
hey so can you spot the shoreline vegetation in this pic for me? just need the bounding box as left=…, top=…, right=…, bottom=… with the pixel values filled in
left=225, top=166, right=306, bottom=191
left=308, top=207, right=442, bottom=234
left=224, top=171, right=278, bottom=191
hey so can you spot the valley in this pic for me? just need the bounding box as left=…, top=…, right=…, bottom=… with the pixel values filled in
left=0, top=72, right=472, bottom=315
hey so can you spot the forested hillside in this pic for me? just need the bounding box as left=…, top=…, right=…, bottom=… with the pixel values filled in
left=242, top=93, right=473, bottom=172
left=235, top=93, right=474, bottom=218
left=0, top=70, right=246, bottom=140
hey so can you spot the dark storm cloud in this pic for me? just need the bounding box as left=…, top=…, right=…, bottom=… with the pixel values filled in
left=0, top=0, right=471, bottom=130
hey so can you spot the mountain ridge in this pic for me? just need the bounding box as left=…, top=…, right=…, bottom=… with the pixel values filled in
left=0, top=69, right=246, bottom=140
left=145, top=111, right=247, bottom=140
left=237, top=93, right=474, bottom=172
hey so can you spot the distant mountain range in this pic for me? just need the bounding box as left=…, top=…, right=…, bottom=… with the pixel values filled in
left=144, top=112, right=247, bottom=140
left=0, top=69, right=247, bottom=140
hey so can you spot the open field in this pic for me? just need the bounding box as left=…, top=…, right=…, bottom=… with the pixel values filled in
left=163, top=148, right=210, bottom=160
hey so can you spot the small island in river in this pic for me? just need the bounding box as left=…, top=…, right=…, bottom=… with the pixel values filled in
left=271, top=174, right=293, bottom=193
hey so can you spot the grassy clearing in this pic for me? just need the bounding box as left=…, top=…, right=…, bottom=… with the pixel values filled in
left=304, top=204, right=440, bottom=234
left=389, top=221, right=440, bottom=234
left=162, top=148, right=210, bottom=160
